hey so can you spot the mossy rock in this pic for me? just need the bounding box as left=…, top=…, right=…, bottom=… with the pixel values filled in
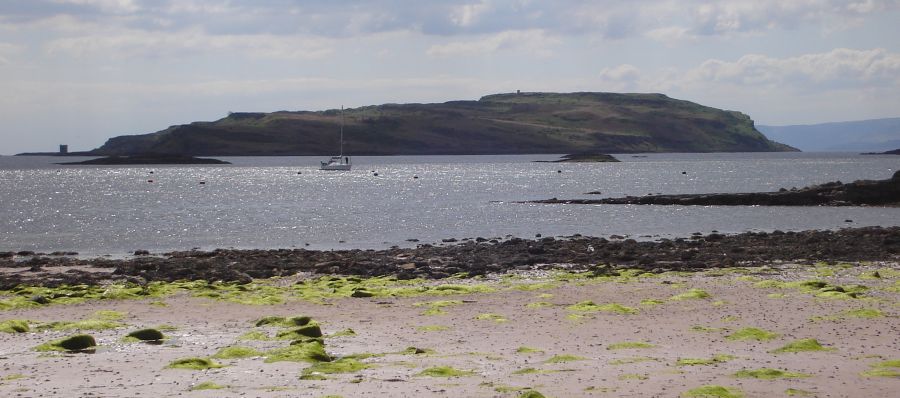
left=255, top=315, right=313, bottom=327
left=301, top=358, right=371, bottom=378
left=290, top=337, right=325, bottom=346
left=166, top=357, right=224, bottom=370
left=35, top=334, right=97, bottom=352
left=126, top=328, right=165, bottom=341
left=0, top=319, right=30, bottom=333
left=520, top=391, right=546, bottom=398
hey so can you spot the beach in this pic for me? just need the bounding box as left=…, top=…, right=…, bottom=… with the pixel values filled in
left=1, top=237, right=898, bottom=397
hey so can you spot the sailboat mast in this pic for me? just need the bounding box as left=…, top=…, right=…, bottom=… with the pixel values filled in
left=339, top=106, right=344, bottom=158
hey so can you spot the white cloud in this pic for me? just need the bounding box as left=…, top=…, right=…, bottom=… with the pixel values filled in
left=426, top=29, right=559, bottom=57
left=450, top=1, right=491, bottom=28
left=52, top=0, right=140, bottom=13
left=0, top=42, right=22, bottom=64
left=683, top=48, right=900, bottom=89
left=45, top=29, right=335, bottom=59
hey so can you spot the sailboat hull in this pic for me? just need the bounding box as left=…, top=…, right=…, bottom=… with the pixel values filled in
left=320, top=163, right=351, bottom=171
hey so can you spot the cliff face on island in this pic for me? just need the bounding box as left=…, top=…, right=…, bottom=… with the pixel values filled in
left=92, top=92, right=794, bottom=156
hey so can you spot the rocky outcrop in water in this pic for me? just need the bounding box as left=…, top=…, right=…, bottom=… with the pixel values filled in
left=2, top=227, right=898, bottom=288
left=531, top=171, right=900, bottom=207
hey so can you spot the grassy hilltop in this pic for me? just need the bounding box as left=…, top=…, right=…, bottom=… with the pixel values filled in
left=93, top=92, right=793, bottom=156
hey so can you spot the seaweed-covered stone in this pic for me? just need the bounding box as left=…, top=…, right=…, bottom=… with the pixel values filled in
left=35, top=334, right=97, bottom=351
left=127, top=328, right=165, bottom=341
left=254, top=316, right=286, bottom=327
left=166, top=357, right=224, bottom=370
left=0, top=319, right=30, bottom=333
left=520, top=391, right=546, bottom=398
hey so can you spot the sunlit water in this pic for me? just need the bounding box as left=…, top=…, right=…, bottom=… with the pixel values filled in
left=1, top=153, right=898, bottom=256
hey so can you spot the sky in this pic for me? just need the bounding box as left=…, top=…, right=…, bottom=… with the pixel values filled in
left=1, top=0, right=900, bottom=154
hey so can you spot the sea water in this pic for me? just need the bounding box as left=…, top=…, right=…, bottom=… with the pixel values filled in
left=1, top=153, right=898, bottom=255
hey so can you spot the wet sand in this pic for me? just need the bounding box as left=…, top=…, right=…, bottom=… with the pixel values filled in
left=1, top=262, right=898, bottom=397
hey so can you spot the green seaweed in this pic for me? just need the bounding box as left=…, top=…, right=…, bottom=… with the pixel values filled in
left=475, top=313, right=508, bottom=322
left=416, top=325, right=450, bottom=332
left=213, top=345, right=263, bottom=359
left=34, top=334, right=97, bottom=352
left=690, top=325, right=725, bottom=333
left=725, top=327, right=778, bottom=341
left=526, top=302, right=554, bottom=309
left=618, top=373, right=648, bottom=380
left=610, top=356, right=657, bottom=365
left=416, top=366, right=474, bottom=377
left=399, top=346, right=434, bottom=355
left=785, top=388, right=814, bottom=396
left=670, top=288, right=711, bottom=301
left=415, top=300, right=464, bottom=316
left=516, top=346, right=544, bottom=354
left=681, top=385, right=743, bottom=398
left=329, top=328, right=356, bottom=338
left=733, top=368, right=809, bottom=379
left=545, top=354, right=586, bottom=363
left=238, top=330, right=271, bottom=340
left=771, top=338, right=833, bottom=353
left=166, top=357, right=224, bottom=370
left=860, top=359, right=900, bottom=378
left=640, top=299, right=665, bottom=306
left=607, top=341, right=655, bottom=350
left=35, top=319, right=122, bottom=331
left=566, top=301, right=638, bottom=314
left=191, top=381, right=225, bottom=390
left=519, top=390, right=546, bottom=398
left=676, top=354, right=735, bottom=366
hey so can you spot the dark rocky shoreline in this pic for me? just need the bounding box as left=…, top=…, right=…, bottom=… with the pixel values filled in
left=531, top=171, right=900, bottom=207
left=2, top=227, right=899, bottom=289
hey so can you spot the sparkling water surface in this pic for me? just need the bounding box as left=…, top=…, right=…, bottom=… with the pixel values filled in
left=1, top=153, right=898, bottom=256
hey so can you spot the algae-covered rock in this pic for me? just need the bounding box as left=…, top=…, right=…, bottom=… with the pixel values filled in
left=34, top=334, right=97, bottom=352
left=519, top=391, right=546, bottom=398
left=265, top=341, right=332, bottom=363
left=300, top=358, right=371, bottom=379
left=0, top=319, right=29, bottom=333
left=670, top=288, right=711, bottom=300
left=350, top=289, right=374, bottom=298
left=190, top=381, right=225, bottom=390
left=277, top=324, right=323, bottom=339
left=126, top=328, right=165, bottom=341
left=255, top=315, right=312, bottom=327
left=771, top=338, right=832, bottom=353
left=166, top=357, right=224, bottom=370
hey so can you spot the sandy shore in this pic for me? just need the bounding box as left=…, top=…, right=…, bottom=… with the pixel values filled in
left=1, top=261, right=898, bottom=397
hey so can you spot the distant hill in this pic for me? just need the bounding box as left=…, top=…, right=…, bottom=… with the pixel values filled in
left=90, top=92, right=793, bottom=156
left=758, top=117, right=900, bottom=152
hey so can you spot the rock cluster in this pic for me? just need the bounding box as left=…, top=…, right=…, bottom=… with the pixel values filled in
left=1, top=227, right=898, bottom=288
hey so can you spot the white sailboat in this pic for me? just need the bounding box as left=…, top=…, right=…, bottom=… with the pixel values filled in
left=320, top=106, right=352, bottom=170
